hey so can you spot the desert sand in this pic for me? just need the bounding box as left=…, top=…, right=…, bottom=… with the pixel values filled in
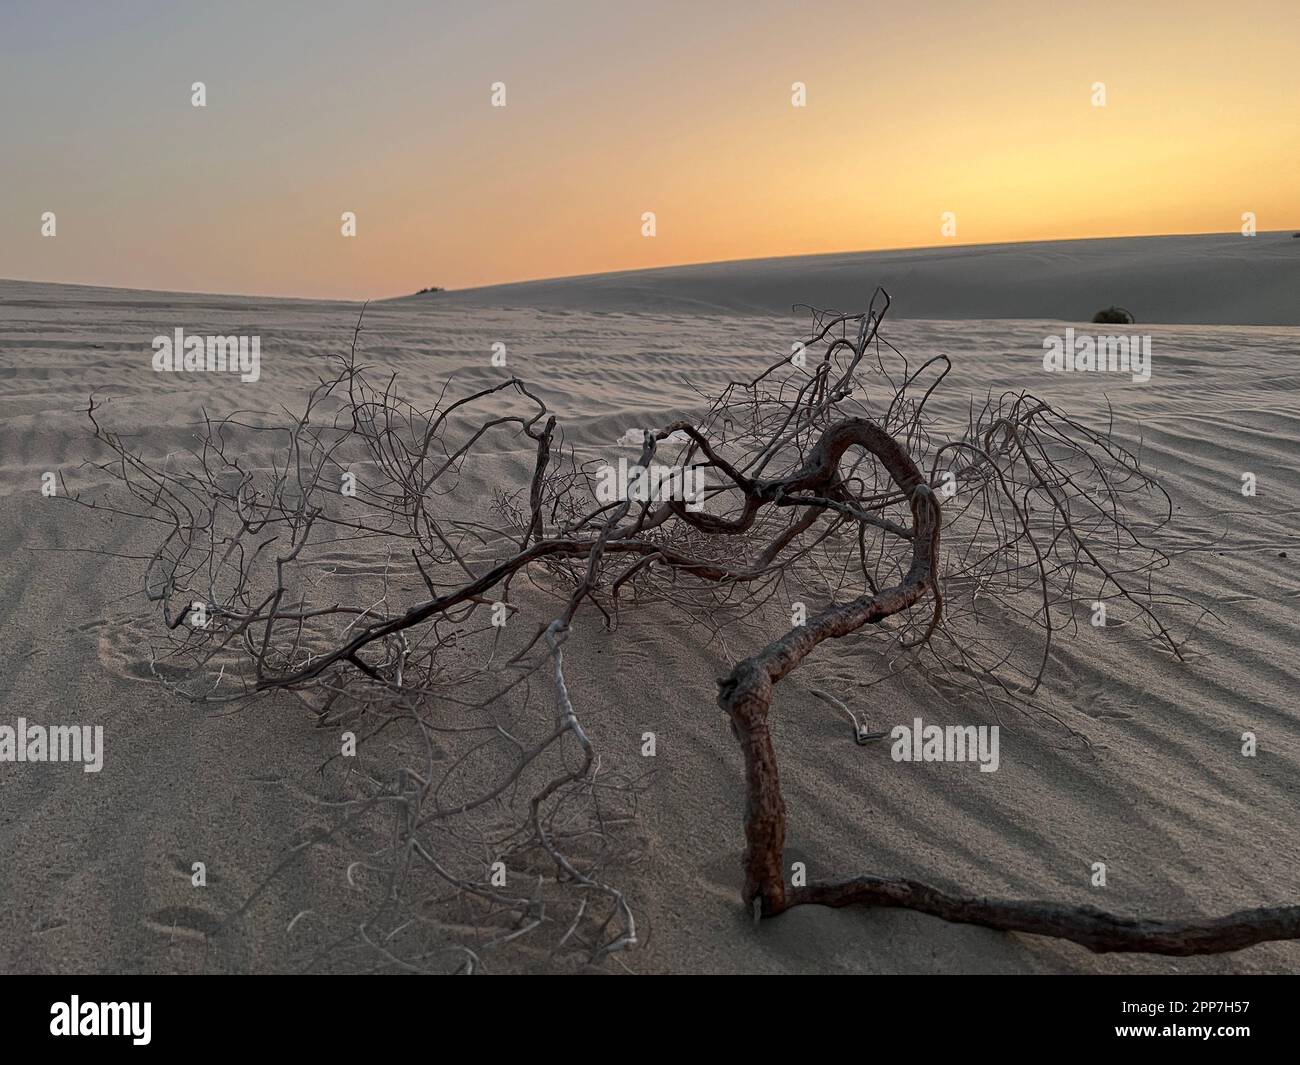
left=415, top=232, right=1300, bottom=325
left=1, top=234, right=1298, bottom=973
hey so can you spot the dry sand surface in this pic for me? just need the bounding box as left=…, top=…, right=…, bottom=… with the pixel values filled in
left=1, top=241, right=1298, bottom=973
left=416, top=232, right=1300, bottom=325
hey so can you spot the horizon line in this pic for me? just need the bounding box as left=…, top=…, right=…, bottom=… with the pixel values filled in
left=4, top=227, right=1297, bottom=306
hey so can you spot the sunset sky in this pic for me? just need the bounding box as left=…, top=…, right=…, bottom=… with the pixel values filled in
left=2, top=0, right=1297, bottom=299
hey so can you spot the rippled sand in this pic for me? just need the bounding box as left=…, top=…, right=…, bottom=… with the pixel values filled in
left=1, top=268, right=1297, bottom=973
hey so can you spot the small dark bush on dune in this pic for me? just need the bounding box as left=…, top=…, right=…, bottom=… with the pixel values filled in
left=1092, top=305, right=1135, bottom=324
left=415, top=285, right=444, bottom=295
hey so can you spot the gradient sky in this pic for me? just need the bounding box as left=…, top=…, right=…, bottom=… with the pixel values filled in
left=2, top=0, right=1297, bottom=299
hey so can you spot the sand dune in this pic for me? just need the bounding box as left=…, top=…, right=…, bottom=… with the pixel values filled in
left=1, top=270, right=1298, bottom=973
left=407, top=232, right=1300, bottom=325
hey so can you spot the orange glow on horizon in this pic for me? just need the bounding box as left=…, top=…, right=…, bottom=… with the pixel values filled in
left=3, top=0, right=1297, bottom=299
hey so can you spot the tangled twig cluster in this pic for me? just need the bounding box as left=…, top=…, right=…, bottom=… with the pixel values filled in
left=75, top=290, right=1299, bottom=967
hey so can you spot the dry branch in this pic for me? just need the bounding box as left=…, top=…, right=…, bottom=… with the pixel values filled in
left=68, top=290, right=1300, bottom=966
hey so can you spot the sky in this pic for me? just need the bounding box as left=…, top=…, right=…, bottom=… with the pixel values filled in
left=1, top=0, right=1297, bottom=299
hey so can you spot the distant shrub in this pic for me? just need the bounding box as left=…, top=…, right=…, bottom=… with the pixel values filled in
left=1092, top=306, right=1135, bottom=325
left=415, top=286, right=444, bottom=295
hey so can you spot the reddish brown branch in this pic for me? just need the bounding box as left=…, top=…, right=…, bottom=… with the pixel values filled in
left=791, top=877, right=1300, bottom=956
left=717, top=417, right=940, bottom=913
left=715, top=413, right=1300, bottom=957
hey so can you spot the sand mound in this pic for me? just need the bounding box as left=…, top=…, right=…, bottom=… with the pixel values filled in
left=402, top=233, right=1300, bottom=326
